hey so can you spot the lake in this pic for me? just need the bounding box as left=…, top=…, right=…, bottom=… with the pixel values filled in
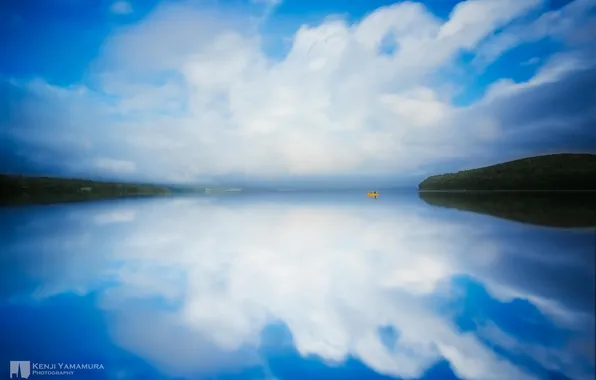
left=1, top=191, right=594, bottom=380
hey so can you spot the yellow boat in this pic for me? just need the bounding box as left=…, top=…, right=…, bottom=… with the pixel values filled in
left=367, top=191, right=379, bottom=198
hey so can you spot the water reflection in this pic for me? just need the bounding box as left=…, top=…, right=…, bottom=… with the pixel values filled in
left=0, top=193, right=594, bottom=380
left=418, top=191, right=596, bottom=228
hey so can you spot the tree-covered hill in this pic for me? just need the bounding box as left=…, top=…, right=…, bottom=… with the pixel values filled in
left=418, top=154, right=596, bottom=191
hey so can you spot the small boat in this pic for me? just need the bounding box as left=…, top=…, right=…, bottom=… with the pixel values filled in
left=367, top=191, right=379, bottom=198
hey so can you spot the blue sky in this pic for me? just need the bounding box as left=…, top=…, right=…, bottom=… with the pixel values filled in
left=1, top=0, right=595, bottom=185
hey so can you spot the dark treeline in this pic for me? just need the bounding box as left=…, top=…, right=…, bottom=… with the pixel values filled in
left=418, top=154, right=596, bottom=191
left=0, top=174, right=171, bottom=206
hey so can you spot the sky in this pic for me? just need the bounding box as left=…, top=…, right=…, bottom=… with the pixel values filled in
left=1, top=0, right=596, bottom=186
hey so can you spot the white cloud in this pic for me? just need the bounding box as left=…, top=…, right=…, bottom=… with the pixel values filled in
left=55, top=0, right=548, bottom=181
left=111, top=1, right=133, bottom=15
left=481, top=50, right=596, bottom=102
left=7, top=0, right=595, bottom=183
left=437, top=0, right=542, bottom=49
left=521, top=57, right=540, bottom=66
left=94, top=157, right=137, bottom=174
left=473, top=0, right=596, bottom=68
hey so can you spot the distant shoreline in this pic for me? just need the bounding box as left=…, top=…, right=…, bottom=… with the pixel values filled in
left=0, top=174, right=253, bottom=206
left=418, top=153, right=596, bottom=191
left=0, top=174, right=172, bottom=206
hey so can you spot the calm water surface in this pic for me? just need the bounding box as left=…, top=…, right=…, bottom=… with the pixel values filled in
left=1, top=192, right=594, bottom=380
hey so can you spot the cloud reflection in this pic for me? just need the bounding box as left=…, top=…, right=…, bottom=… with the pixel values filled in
left=0, top=195, right=593, bottom=380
